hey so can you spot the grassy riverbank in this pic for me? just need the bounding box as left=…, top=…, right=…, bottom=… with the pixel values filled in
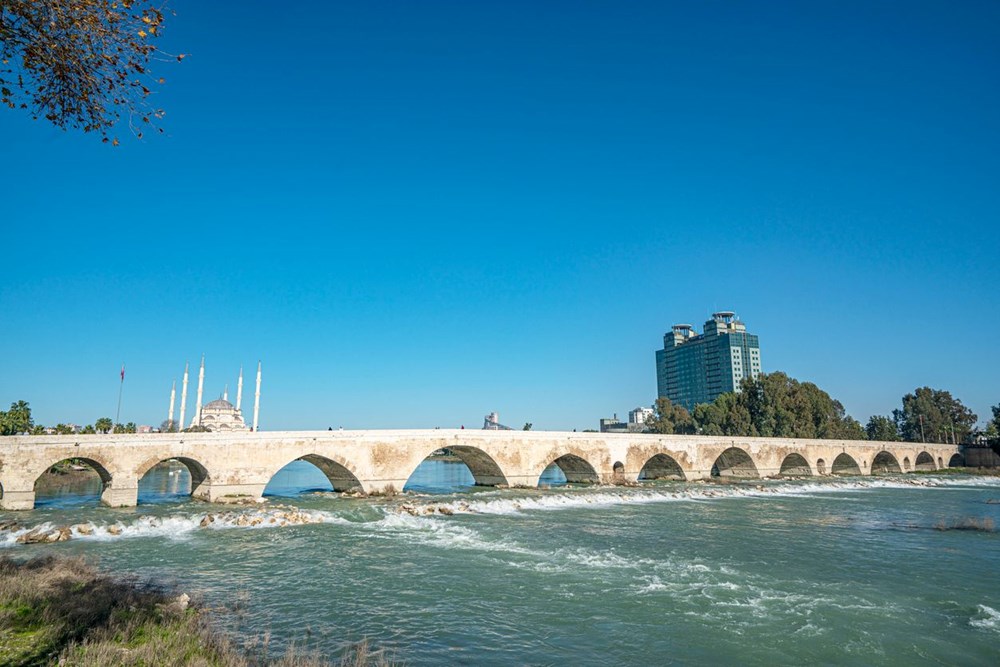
left=0, top=556, right=391, bottom=666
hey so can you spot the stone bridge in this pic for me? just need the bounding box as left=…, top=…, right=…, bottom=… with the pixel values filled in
left=0, top=430, right=963, bottom=510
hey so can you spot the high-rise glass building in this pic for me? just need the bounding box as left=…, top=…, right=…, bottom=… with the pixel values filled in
left=655, top=312, right=762, bottom=412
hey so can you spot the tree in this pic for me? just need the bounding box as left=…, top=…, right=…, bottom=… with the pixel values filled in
left=0, top=0, right=180, bottom=141
left=54, top=423, right=74, bottom=435
left=0, top=399, right=33, bottom=435
left=893, top=387, right=977, bottom=444
left=865, top=415, right=900, bottom=442
left=522, top=422, right=533, bottom=431
left=986, top=404, right=1000, bottom=456
left=734, top=373, right=864, bottom=440
left=692, top=392, right=753, bottom=437
left=124, top=422, right=137, bottom=433
left=667, top=372, right=865, bottom=440
left=95, top=417, right=113, bottom=434
left=112, top=422, right=127, bottom=434
left=646, top=398, right=696, bottom=435
left=30, top=424, right=45, bottom=435
left=80, top=424, right=96, bottom=434
left=159, top=419, right=178, bottom=433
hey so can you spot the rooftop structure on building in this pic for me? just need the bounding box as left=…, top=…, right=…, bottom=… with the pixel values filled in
left=655, top=311, right=762, bottom=412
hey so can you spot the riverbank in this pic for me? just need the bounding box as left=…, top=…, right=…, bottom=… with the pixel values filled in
left=0, top=556, right=391, bottom=666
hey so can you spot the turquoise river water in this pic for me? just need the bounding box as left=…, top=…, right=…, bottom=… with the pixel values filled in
left=2, top=460, right=999, bottom=665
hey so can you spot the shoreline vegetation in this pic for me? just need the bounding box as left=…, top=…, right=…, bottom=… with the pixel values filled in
left=0, top=556, right=393, bottom=666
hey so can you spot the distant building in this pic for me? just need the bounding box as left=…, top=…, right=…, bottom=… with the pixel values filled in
left=629, top=406, right=654, bottom=426
left=599, top=414, right=628, bottom=433
left=655, top=311, right=762, bottom=412
left=137, top=425, right=155, bottom=434
left=600, top=408, right=656, bottom=433
left=483, top=412, right=513, bottom=430
left=198, top=398, right=249, bottom=432
left=170, top=357, right=263, bottom=432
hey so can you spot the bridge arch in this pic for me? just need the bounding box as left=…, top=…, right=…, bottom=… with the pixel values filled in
left=831, top=453, right=861, bottom=476
left=32, top=456, right=115, bottom=508
left=402, top=445, right=510, bottom=492
left=541, top=453, right=600, bottom=485
left=948, top=453, right=965, bottom=468
left=34, top=456, right=113, bottom=486
left=711, top=447, right=759, bottom=478
left=870, top=451, right=902, bottom=475
left=137, top=457, right=211, bottom=502
left=915, top=451, right=936, bottom=471
left=778, top=453, right=812, bottom=477
left=268, top=453, right=365, bottom=495
left=638, top=453, right=686, bottom=481
left=446, top=446, right=509, bottom=487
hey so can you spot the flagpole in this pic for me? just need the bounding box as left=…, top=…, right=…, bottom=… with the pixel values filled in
left=115, top=364, right=125, bottom=425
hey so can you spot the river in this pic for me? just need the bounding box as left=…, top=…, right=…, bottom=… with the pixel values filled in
left=3, top=461, right=999, bottom=665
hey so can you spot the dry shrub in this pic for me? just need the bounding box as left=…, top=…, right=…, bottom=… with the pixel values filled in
left=0, top=556, right=397, bottom=666
left=933, top=517, right=996, bottom=532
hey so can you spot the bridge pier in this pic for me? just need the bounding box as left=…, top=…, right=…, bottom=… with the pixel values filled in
left=200, top=482, right=269, bottom=504
left=367, top=479, right=409, bottom=495
left=503, top=473, right=541, bottom=488
left=0, top=489, right=36, bottom=511
left=100, top=485, right=138, bottom=508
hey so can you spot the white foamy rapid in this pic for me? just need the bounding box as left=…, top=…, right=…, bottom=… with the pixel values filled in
left=2, top=474, right=994, bottom=550
left=394, top=475, right=991, bottom=518
left=0, top=507, right=349, bottom=548
left=970, top=605, right=1000, bottom=632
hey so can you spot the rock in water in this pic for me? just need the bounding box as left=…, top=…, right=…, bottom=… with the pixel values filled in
left=16, top=528, right=47, bottom=544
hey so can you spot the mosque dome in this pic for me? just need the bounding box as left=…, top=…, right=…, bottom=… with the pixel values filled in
left=198, top=396, right=248, bottom=432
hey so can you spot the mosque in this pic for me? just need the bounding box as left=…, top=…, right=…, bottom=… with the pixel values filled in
left=166, top=358, right=262, bottom=432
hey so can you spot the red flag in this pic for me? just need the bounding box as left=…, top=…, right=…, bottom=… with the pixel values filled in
left=120, top=364, right=125, bottom=382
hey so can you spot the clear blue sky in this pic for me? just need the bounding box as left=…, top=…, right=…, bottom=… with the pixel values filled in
left=1, top=1, right=998, bottom=431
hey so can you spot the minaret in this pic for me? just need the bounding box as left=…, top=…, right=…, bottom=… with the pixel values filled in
left=179, top=363, right=189, bottom=432
left=252, top=360, right=261, bottom=431
left=168, top=380, right=176, bottom=429
left=236, top=366, right=244, bottom=411
left=194, top=355, right=205, bottom=428
left=223, top=384, right=228, bottom=401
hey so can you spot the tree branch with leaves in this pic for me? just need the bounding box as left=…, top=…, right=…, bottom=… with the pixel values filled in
left=0, top=0, right=183, bottom=142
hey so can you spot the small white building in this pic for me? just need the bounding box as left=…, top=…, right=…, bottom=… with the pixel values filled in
left=629, top=406, right=655, bottom=425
